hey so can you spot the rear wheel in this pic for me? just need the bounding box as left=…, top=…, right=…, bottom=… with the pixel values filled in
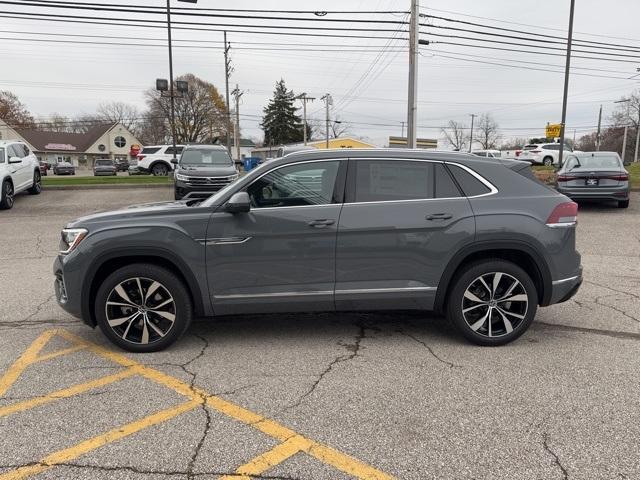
left=94, top=264, right=193, bottom=352
left=618, top=200, right=629, bottom=209
left=543, top=156, right=553, bottom=166
left=28, top=171, right=42, bottom=195
left=152, top=163, right=169, bottom=176
left=0, top=180, right=14, bottom=209
left=447, top=259, right=537, bottom=346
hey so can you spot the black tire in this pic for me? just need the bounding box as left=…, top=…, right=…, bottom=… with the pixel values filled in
left=152, top=163, right=169, bottom=176
left=28, top=171, right=42, bottom=195
left=618, top=200, right=629, bottom=209
left=446, top=259, right=538, bottom=346
left=543, top=156, right=553, bottom=166
left=94, top=263, right=193, bottom=352
left=42, top=169, right=47, bottom=177
left=174, top=189, right=183, bottom=201
left=0, top=180, right=14, bottom=210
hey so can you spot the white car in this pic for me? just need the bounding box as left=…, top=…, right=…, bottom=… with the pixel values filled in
left=471, top=149, right=502, bottom=158
left=0, top=140, right=42, bottom=210
left=518, top=143, right=573, bottom=166
left=136, top=144, right=184, bottom=176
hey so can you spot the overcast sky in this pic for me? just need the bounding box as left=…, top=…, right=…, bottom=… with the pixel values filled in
left=3, top=0, right=640, bottom=146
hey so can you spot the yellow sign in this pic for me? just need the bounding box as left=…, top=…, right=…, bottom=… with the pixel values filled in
left=545, top=123, right=562, bottom=138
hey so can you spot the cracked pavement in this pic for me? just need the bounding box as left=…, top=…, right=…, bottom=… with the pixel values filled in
left=0, top=189, right=639, bottom=479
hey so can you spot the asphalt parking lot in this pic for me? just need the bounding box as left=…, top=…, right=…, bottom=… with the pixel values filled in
left=0, top=187, right=639, bottom=480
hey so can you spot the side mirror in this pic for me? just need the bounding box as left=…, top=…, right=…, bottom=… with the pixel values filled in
left=171, top=158, right=178, bottom=164
left=9, top=156, right=22, bottom=164
left=225, top=192, right=251, bottom=214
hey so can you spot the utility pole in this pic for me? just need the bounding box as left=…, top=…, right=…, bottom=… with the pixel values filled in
left=231, top=84, right=243, bottom=162
left=295, top=93, right=315, bottom=145
left=166, top=0, right=177, bottom=163
left=223, top=31, right=233, bottom=156
left=401, top=121, right=405, bottom=138
left=406, top=0, right=419, bottom=149
left=615, top=98, right=631, bottom=161
left=557, top=0, right=575, bottom=167
left=321, top=94, right=332, bottom=149
left=635, top=108, right=640, bottom=162
left=596, top=104, right=602, bottom=151
left=468, top=114, right=476, bottom=153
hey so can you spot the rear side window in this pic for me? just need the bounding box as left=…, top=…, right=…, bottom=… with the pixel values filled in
left=166, top=146, right=183, bottom=155
left=141, top=147, right=161, bottom=154
left=434, top=163, right=462, bottom=198
left=354, top=160, right=433, bottom=202
left=447, top=165, right=492, bottom=197
left=543, top=144, right=559, bottom=151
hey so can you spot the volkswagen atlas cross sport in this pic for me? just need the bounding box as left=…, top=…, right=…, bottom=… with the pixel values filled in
left=53, top=149, right=583, bottom=352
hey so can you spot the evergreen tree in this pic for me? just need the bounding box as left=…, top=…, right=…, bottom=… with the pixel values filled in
left=261, top=79, right=303, bottom=145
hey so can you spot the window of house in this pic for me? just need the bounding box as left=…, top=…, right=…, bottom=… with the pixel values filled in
left=114, top=136, right=126, bottom=148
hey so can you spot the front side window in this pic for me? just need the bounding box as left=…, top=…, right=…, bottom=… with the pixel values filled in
left=247, top=161, right=340, bottom=208
left=8, top=145, right=24, bottom=159
left=354, top=160, right=433, bottom=202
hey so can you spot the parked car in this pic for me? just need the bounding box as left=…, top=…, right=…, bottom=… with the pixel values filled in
left=136, top=144, right=184, bottom=176
left=114, top=159, right=130, bottom=172
left=54, top=149, right=582, bottom=352
left=518, top=143, right=573, bottom=166
left=0, top=140, right=42, bottom=210
left=173, top=145, right=238, bottom=200
left=93, top=159, right=117, bottom=176
left=39, top=161, right=48, bottom=176
left=556, top=152, right=629, bottom=208
left=53, top=161, right=76, bottom=175
left=472, top=149, right=502, bottom=158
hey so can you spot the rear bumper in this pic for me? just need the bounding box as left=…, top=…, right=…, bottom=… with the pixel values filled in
left=548, top=267, right=583, bottom=305
left=557, top=185, right=629, bottom=201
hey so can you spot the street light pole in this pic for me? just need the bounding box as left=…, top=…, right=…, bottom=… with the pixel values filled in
left=166, top=0, right=177, bottom=163
left=557, top=0, right=575, bottom=168
left=596, top=104, right=602, bottom=151
left=406, top=0, right=419, bottom=149
left=615, top=98, right=631, bottom=161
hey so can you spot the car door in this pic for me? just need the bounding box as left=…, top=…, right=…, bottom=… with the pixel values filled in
left=335, top=158, right=475, bottom=312
left=7, top=145, right=29, bottom=190
left=206, top=159, right=347, bottom=315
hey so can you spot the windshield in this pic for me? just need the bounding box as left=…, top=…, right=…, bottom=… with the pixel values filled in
left=566, top=155, right=621, bottom=170
left=0, top=148, right=4, bottom=163
left=180, top=148, right=232, bottom=166
left=96, top=160, right=112, bottom=166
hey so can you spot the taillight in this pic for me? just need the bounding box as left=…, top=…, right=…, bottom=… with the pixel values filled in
left=609, top=174, right=628, bottom=181
left=531, top=149, right=542, bottom=154
left=556, top=175, right=571, bottom=182
left=546, top=201, right=578, bottom=227
left=515, top=150, right=522, bottom=156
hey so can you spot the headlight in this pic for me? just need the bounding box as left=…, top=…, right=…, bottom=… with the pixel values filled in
left=175, top=173, right=188, bottom=181
left=60, top=228, right=88, bottom=254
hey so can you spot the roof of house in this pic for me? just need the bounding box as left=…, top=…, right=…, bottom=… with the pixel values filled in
left=13, top=123, right=116, bottom=152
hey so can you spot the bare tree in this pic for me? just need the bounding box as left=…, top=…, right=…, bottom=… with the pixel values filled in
left=144, top=73, right=228, bottom=143
left=500, top=137, right=529, bottom=150
left=0, top=91, right=33, bottom=127
left=475, top=113, right=501, bottom=149
left=97, top=101, right=140, bottom=132
left=37, top=113, right=73, bottom=132
left=441, top=120, right=468, bottom=151
left=330, top=116, right=351, bottom=139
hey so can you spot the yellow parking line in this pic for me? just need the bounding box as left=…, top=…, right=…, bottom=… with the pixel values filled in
left=57, top=330, right=395, bottom=480
left=0, top=399, right=200, bottom=480
left=0, top=368, right=138, bottom=418
left=218, top=435, right=308, bottom=480
left=0, top=330, right=57, bottom=397
left=33, top=345, right=87, bottom=363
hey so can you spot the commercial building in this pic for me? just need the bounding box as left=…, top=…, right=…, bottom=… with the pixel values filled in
left=250, top=137, right=376, bottom=162
left=0, top=119, right=141, bottom=168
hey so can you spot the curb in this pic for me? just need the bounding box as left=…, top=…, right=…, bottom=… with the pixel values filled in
left=43, top=183, right=172, bottom=191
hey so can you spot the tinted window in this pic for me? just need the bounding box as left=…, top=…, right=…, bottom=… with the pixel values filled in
left=0, top=148, right=5, bottom=163
left=8, top=145, right=23, bottom=158
left=354, top=160, right=433, bottom=202
left=166, top=146, right=183, bottom=155
left=542, top=144, right=559, bottom=151
left=447, top=165, right=491, bottom=197
left=473, top=152, right=487, bottom=157
left=434, top=163, right=462, bottom=198
left=141, top=147, right=161, bottom=154
left=523, top=145, right=538, bottom=150
left=180, top=148, right=232, bottom=166
left=95, top=159, right=113, bottom=166
left=22, top=145, right=30, bottom=156
left=247, top=161, right=340, bottom=208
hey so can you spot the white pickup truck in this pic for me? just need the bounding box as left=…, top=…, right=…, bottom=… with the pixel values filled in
left=0, top=140, right=42, bottom=210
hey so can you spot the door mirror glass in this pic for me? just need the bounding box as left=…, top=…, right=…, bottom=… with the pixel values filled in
left=9, top=156, right=22, bottom=164
left=226, top=191, right=251, bottom=213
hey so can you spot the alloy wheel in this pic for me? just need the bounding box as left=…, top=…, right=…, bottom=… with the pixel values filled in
left=461, top=272, right=528, bottom=338
left=34, top=173, right=41, bottom=192
left=4, top=182, right=14, bottom=208
left=105, top=277, right=176, bottom=345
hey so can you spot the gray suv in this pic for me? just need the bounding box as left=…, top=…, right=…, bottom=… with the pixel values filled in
left=173, top=145, right=238, bottom=200
left=53, top=150, right=582, bottom=352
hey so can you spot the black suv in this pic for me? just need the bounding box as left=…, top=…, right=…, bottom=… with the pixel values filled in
left=173, top=145, right=238, bottom=200
left=54, top=149, right=582, bottom=352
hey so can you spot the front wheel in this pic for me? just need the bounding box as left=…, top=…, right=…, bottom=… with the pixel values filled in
left=543, top=156, right=553, bottom=166
left=447, top=259, right=538, bottom=346
left=0, top=180, right=14, bottom=209
left=28, top=171, right=42, bottom=195
left=152, top=163, right=169, bottom=176
left=94, top=264, right=193, bottom=352
left=618, top=200, right=629, bottom=209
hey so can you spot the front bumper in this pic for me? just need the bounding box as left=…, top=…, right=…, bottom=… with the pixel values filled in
left=55, top=169, right=75, bottom=175
left=548, top=267, right=583, bottom=305
left=94, top=170, right=116, bottom=176
left=174, top=178, right=235, bottom=199
left=53, top=255, right=86, bottom=323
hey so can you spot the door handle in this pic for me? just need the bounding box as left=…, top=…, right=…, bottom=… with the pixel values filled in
left=426, top=213, right=453, bottom=221
left=308, top=219, right=335, bottom=227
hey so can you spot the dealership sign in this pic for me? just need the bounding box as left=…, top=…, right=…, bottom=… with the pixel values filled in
left=545, top=123, right=562, bottom=138
left=44, top=143, right=77, bottom=151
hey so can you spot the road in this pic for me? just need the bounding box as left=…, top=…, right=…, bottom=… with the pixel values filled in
left=0, top=187, right=638, bottom=480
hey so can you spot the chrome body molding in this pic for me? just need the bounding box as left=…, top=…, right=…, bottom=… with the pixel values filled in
left=552, top=275, right=580, bottom=285
left=197, top=237, right=252, bottom=246
left=335, top=286, right=436, bottom=294
left=213, top=286, right=436, bottom=300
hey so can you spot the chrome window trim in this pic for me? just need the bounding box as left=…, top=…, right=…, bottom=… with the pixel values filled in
left=197, top=236, right=252, bottom=246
